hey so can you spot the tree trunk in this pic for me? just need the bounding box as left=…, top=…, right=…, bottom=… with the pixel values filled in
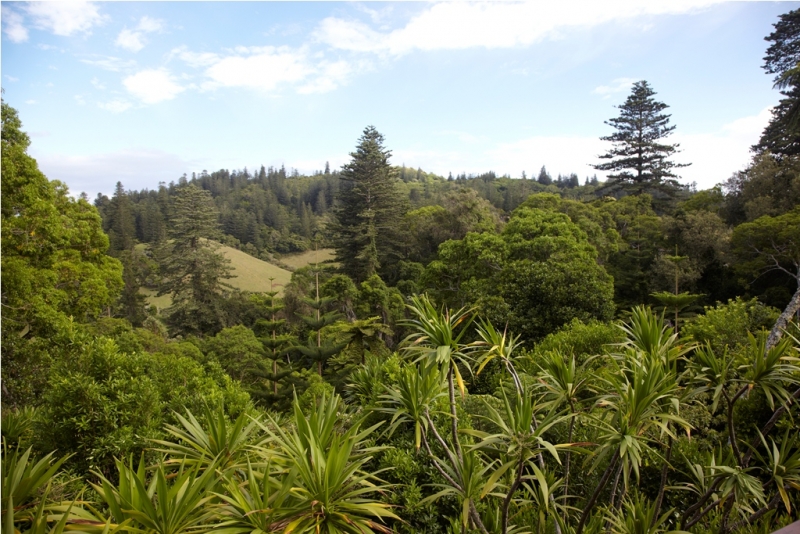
left=653, top=434, right=673, bottom=526
left=448, top=363, right=463, bottom=460
left=576, top=451, right=619, bottom=534
left=766, top=283, right=800, bottom=351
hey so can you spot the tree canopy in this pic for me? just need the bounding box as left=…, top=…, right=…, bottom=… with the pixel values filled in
left=593, top=80, right=689, bottom=195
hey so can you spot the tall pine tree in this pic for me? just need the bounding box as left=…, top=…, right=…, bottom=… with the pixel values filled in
left=593, top=80, right=689, bottom=195
left=249, top=279, right=299, bottom=408
left=296, top=266, right=348, bottom=376
left=157, top=184, right=234, bottom=336
left=332, top=126, right=406, bottom=283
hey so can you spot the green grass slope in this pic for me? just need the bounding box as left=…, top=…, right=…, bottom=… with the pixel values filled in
left=140, top=242, right=293, bottom=310
left=279, top=248, right=336, bottom=269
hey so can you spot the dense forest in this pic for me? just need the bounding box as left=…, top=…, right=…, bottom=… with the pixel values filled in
left=3, top=9, right=800, bottom=534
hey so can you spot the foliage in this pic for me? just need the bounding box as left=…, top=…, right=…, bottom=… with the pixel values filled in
left=592, top=80, right=689, bottom=195
left=156, top=184, right=234, bottom=336
left=1, top=101, right=123, bottom=407
left=332, top=126, right=407, bottom=283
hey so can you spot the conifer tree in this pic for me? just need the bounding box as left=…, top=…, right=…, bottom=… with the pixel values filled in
left=105, top=182, right=136, bottom=256
left=157, top=184, right=234, bottom=336
left=296, top=266, right=348, bottom=376
left=537, top=165, right=552, bottom=185
left=249, top=279, right=298, bottom=407
left=593, top=80, right=689, bottom=195
left=332, top=126, right=406, bottom=283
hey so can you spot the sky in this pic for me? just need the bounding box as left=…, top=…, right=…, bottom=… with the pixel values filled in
left=1, top=1, right=797, bottom=198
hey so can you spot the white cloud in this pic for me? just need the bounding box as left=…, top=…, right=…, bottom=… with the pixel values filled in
left=2, top=6, right=29, bottom=43
left=203, top=47, right=312, bottom=91
left=593, top=77, right=638, bottom=96
left=172, top=45, right=365, bottom=95
left=90, top=77, right=106, bottom=90
left=4, top=75, right=19, bottom=82
left=74, top=95, right=87, bottom=106
left=25, top=100, right=37, bottom=105
left=674, top=107, right=772, bottom=188
left=316, top=1, right=723, bottom=55
left=297, top=60, right=357, bottom=94
left=137, top=16, right=164, bottom=33
left=26, top=1, right=107, bottom=37
left=115, top=16, right=165, bottom=52
left=170, top=46, right=221, bottom=67
left=116, top=29, right=145, bottom=52
left=97, top=99, right=132, bottom=113
left=81, top=56, right=137, bottom=72
left=123, top=69, right=185, bottom=104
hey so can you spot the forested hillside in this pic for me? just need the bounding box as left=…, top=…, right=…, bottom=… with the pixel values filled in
left=3, top=9, right=800, bottom=534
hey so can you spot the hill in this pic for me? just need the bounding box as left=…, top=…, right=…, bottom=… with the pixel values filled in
left=140, top=242, right=292, bottom=310
left=279, top=248, right=336, bottom=269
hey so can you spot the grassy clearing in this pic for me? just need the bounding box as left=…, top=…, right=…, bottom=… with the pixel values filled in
left=279, top=248, right=336, bottom=269
left=139, top=242, right=293, bottom=310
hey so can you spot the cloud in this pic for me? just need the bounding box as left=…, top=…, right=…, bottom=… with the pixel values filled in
left=123, top=69, right=185, bottom=103
left=4, top=75, right=19, bottom=82
left=116, top=29, right=145, bottom=52
left=170, top=47, right=220, bottom=67
left=26, top=1, right=107, bottom=37
left=115, top=16, right=166, bottom=52
left=25, top=100, right=37, bottom=105
left=2, top=6, right=29, bottom=42
left=137, top=16, right=164, bottom=33
left=172, top=45, right=363, bottom=95
left=74, top=95, right=87, bottom=106
left=81, top=55, right=137, bottom=72
left=90, top=77, right=105, bottom=90
left=31, top=147, right=200, bottom=198
left=297, top=60, right=360, bottom=94
left=97, top=99, right=132, bottom=113
left=673, top=107, right=772, bottom=188
left=592, top=77, right=638, bottom=96
left=316, top=1, right=723, bottom=55
left=203, top=47, right=312, bottom=91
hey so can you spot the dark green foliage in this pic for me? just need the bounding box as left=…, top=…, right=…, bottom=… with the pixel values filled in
left=683, top=297, right=779, bottom=353
left=249, top=288, right=300, bottom=410
left=157, top=184, right=234, bottom=336
left=426, top=206, right=615, bottom=341
left=1, top=100, right=123, bottom=408
left=757, top=8, right=800, bottom=157
left=34, top=328, right=250, bottom=477
left=593, top=80, right=689, bottom=195
left=332, top=126, right=407, bottom=283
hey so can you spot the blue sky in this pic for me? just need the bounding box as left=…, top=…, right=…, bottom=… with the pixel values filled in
left=1, top=1, right=796, bottom=198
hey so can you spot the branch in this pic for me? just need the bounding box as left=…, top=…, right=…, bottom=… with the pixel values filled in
left=766, top=284, right=800, bottom=351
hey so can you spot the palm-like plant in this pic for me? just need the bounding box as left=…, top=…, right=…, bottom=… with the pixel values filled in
left=473, top=319, right=525, bottom=393
left=751, top=429, right=800, bottom=514
left=578, top=345, right=689, bottom=533
left=213, top=460, right=295, bottom=534
left=536, top=350, right=588, bottom=502
left=402, top=294, right=475, bottom=457
left=1, top=446, right=71, bottom=528
left=380, top=362, right=447, bottom=451
left=615, top=306, right=694, bottom=369
left=604, top=493, right=688, bottom=534
left=150, top=404, right=261, bottom=473
left=421, top=449, right=495, bottom=534
left=522, top=464, right=566, bottom=534
left=90, top=457, right=219, bottom=534
left=255, top=394, right=398, bottom=534
left=468, top=389, right=565, bottom=534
